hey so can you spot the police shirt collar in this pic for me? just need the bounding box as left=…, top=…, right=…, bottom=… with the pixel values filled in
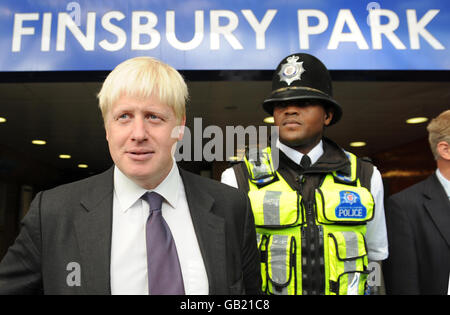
left=276, top=137, right=324, bottom=166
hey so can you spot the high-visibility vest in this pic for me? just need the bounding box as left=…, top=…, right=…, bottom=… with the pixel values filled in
left=243, top=147, right=374, bottom=295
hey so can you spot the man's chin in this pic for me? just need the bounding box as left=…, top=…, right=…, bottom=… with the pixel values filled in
left=119, top=159, right=173, bottom=188
left=117, top=160, right=152, bottom=177
left=123, top=168, right=154, bottom=181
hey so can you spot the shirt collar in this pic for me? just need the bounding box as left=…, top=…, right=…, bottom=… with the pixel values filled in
left=276, top=137, right=324, bottom=166
left=436, top=168, right=450, bottom=199
left=113, top=159, right=180, bottom=213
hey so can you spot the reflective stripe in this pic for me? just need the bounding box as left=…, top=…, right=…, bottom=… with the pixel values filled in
left=342, top=232, right=360, bottom=295
left=269, top=234, right=290, bottom=295
left=263, top=191, right=282, bottom=225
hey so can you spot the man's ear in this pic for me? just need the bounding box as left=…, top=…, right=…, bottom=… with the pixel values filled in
left=437, top=141, right=450, bottom=161
left=175, top=116, right=186, bottom=141
left=105, top=123, right=109, bottom=142
left=103, top=112, right=110, bottom=141
left=324, top=109, right=334, bottom=127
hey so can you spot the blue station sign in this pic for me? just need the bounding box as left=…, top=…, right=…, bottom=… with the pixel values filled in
left=0, top=0, right=449, bottom=71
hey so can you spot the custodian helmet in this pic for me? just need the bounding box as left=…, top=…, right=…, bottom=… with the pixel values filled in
left=263, top=53, right=342, bottom=125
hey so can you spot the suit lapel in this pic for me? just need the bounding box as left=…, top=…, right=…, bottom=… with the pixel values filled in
left=75, top=167, right=114, bottom=294
left=179, top=169, right=227, bottom=295
left=423, top=173, right=450, bottom=248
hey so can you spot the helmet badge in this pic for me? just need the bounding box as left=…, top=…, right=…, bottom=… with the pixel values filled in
left=278, top=55, right=305, bottom=86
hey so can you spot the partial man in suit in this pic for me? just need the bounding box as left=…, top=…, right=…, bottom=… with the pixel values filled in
left=384, top=109, right=450, bottom=295
left=0, top=57, right=261, bottom=295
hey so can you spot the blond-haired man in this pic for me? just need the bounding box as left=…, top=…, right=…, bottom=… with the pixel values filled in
left=0, top=57, right=261, bottom=295
left=384, top=110, right=450, bottom=295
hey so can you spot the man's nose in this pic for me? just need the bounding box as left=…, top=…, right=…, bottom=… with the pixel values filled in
left=131, top=117, right=148, bottom=142
left=283, top=104, right=301, bottom=115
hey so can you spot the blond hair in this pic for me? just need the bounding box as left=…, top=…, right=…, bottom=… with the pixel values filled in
left=97, top=56, right=187, bottom=123
left=427, top=109, right=450, bottom=160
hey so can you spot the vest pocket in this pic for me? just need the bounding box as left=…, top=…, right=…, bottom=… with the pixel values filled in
left=261, top=234, right=297, bottom=295
left=315, top=187, right=374, bottom=225
left=249, top=190, right=303, bottom=228
left=327, top=231, right=368, bottom=295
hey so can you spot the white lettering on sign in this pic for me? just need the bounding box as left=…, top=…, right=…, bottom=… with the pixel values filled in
left=210, top=10, right=243, bottom=50
left=131, top=11, right=160, bottom=50
left=369, top=9, right=407, bottom=49
left=10, top=9, right=445, bottom=53
left=166, top=10, right=204, bottom=51
left=242, top=9, right=277, bottom=50
left=407, top=9, right=444, bottom=50
left=12, top=13, right=39, bottom=52
left=56, top=12, right=96, bottom=51
left=328, top=9, right=369, bottom=50
left=298, top=10, right=329, bottom=50
left=99, top=11, right=127, bottom=52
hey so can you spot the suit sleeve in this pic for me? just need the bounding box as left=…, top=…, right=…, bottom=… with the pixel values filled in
left=383, top=195, right=420, bottom=294
left=0, top=192, right=43, bottom=295
left=241, top=193, right=262, bottom=295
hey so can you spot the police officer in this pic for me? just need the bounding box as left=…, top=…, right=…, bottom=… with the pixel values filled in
left=221, top=53, right=388, bottom=295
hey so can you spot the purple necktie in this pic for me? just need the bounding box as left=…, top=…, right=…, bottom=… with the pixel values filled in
left=143, top=192, right=185, bottom=295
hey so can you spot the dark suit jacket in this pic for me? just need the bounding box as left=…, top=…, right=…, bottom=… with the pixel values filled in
left=0, top=166, right=261, bottom=295
left=384, top=173, right=450, bottom=295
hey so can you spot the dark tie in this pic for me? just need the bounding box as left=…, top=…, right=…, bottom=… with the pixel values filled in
left=300, top=154, right=311, bottom=169
left=143, top=192, right=185, bottom=295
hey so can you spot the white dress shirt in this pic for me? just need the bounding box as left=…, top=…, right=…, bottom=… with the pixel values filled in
left=110, top=161, right=209, bottom=295
left=436, top=168, right=450, bottom=200
left=221, top=139, right=389, bottom=261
